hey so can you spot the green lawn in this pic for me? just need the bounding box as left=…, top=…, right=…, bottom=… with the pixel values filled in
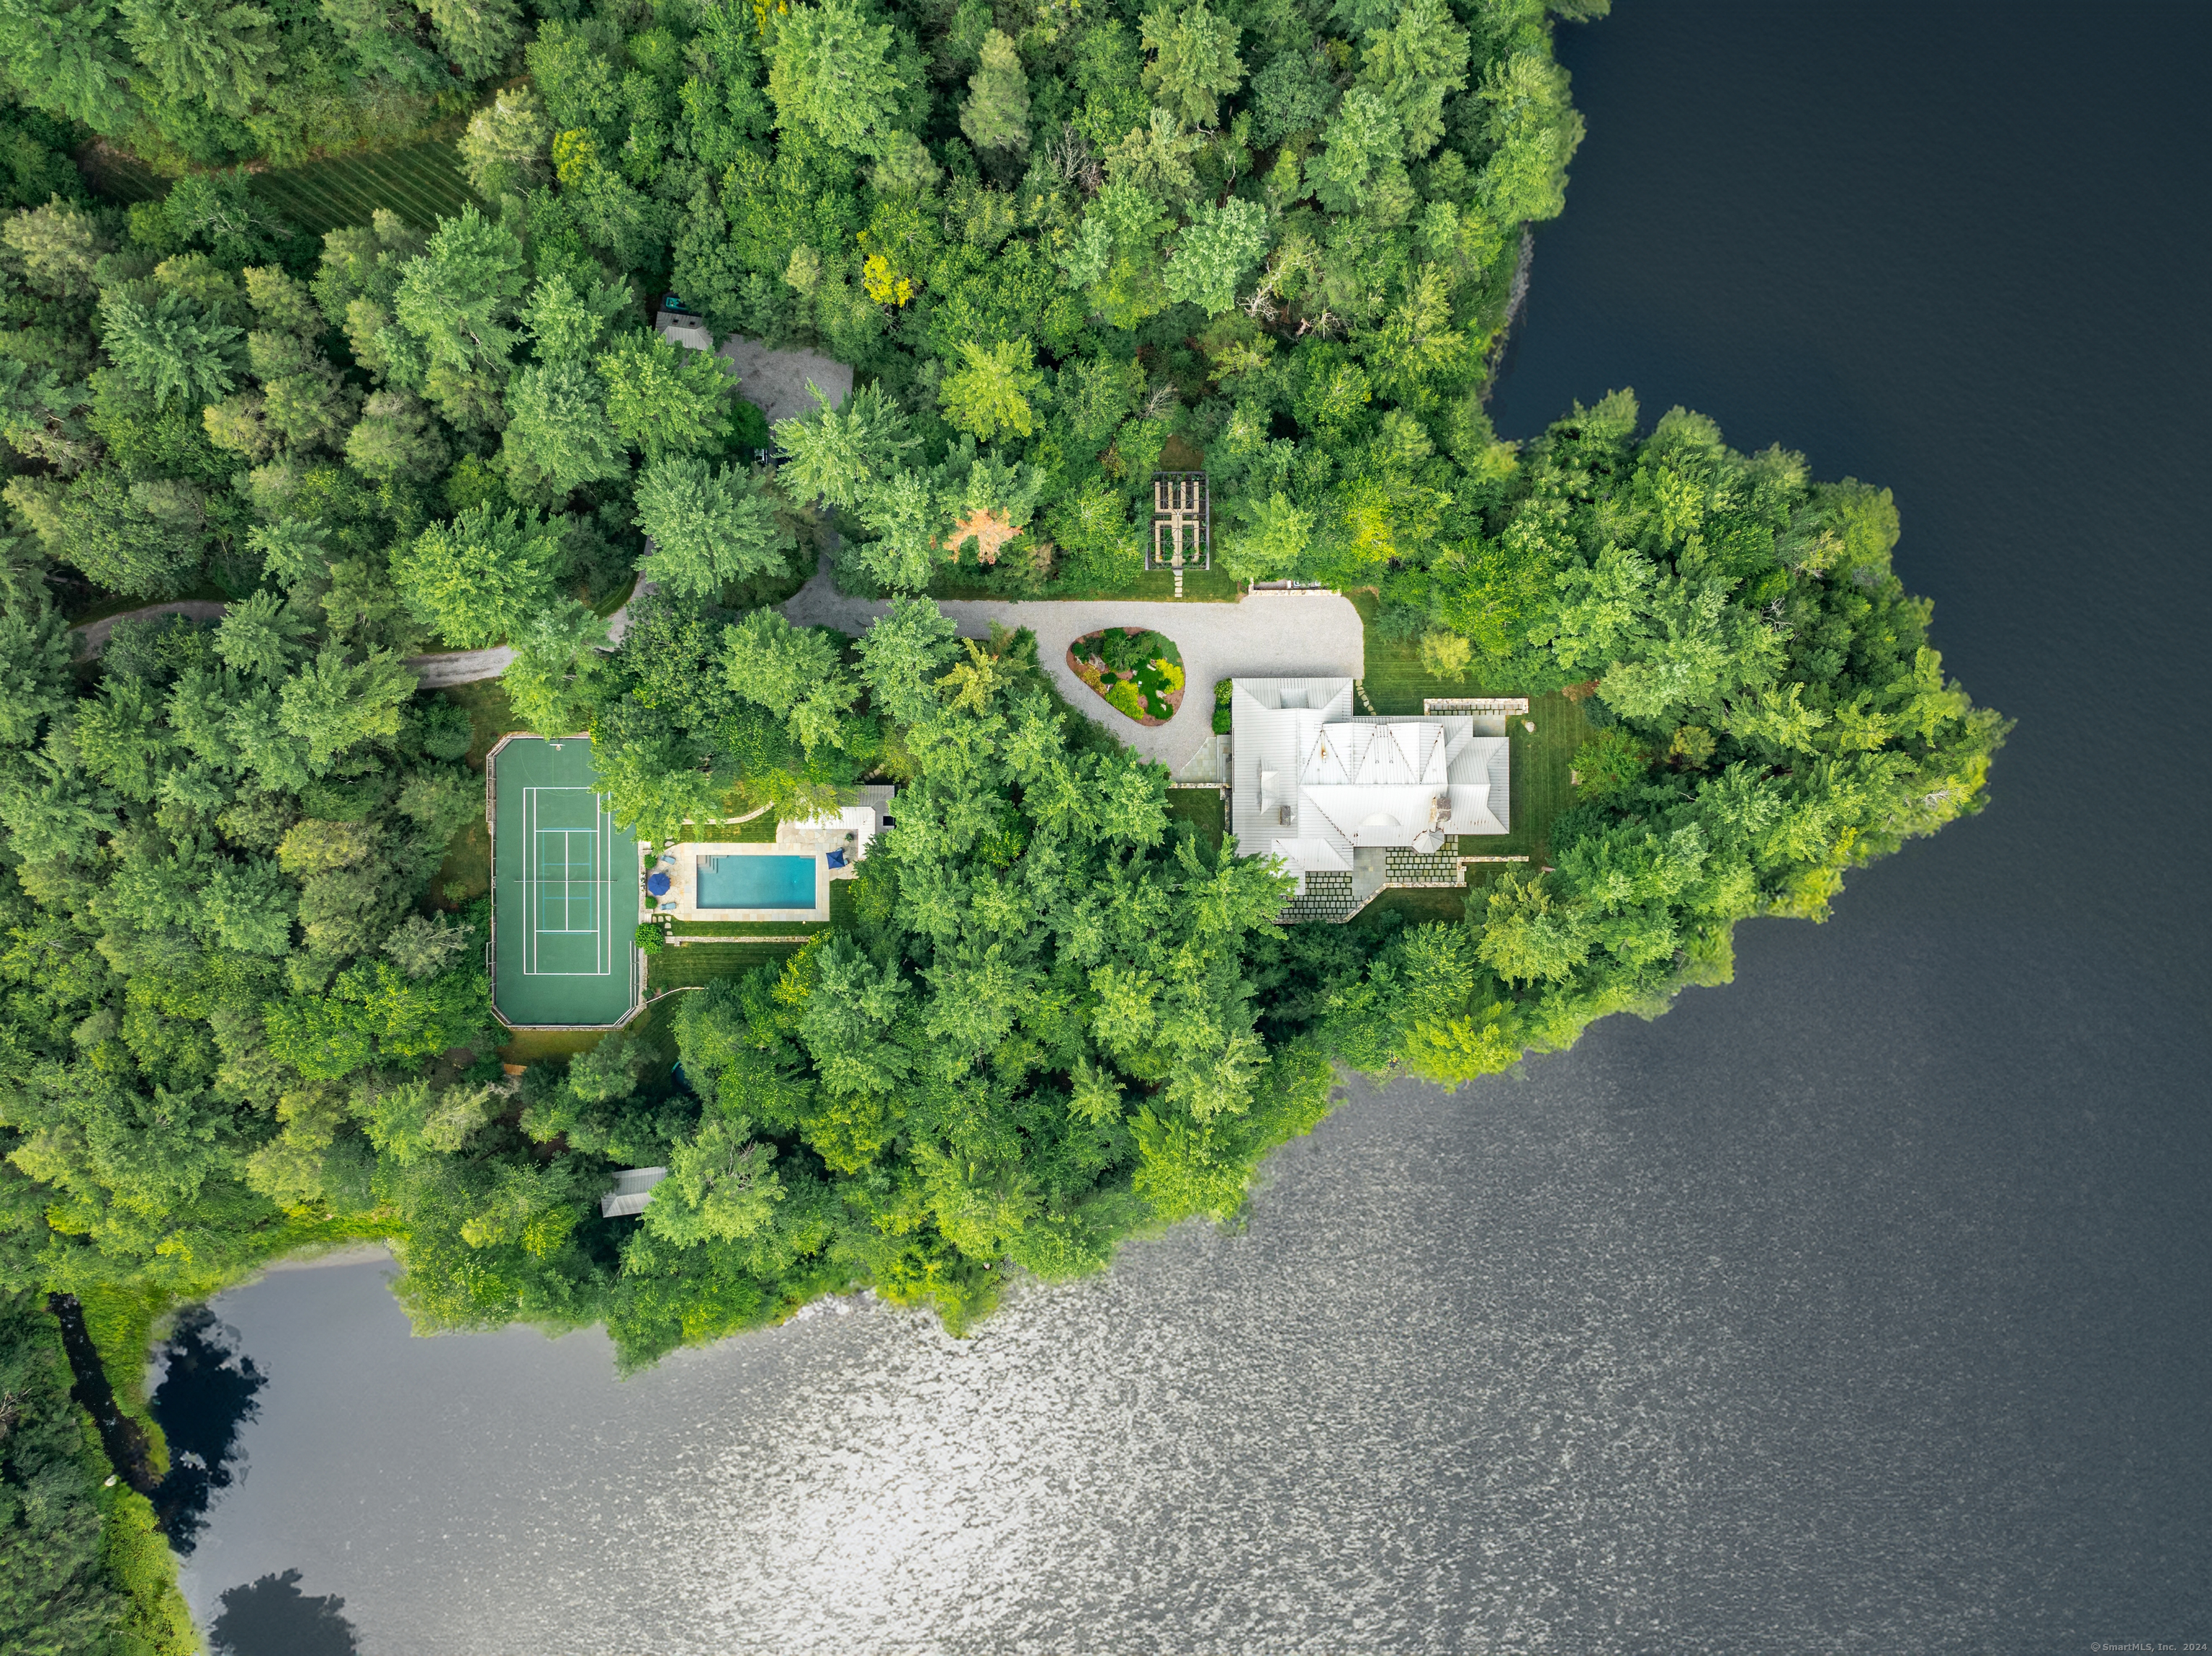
left=932, top=564, right=1243, bottom=603
left=418, top=684, right=511, bottom=913
left=74, top=143, right=166, bottom=204
left=660, top=808, right=778, bottom=848
left=448, top=680, right=523, bottom=770
left=1352, top=592, right=1588, bottom=865
left=248, top=139, right=480, bottom=233
left=1347, top=884, right=1474, bottom=932
left=1165, top=787, right=1225, bottom=852
left=78, top=134, right=480, bottom=231
left=430, top=816, right=489, bottom=911
left=647, top=940, right=807, bottom=994
left=496, top=1027, right=608, bottom=1064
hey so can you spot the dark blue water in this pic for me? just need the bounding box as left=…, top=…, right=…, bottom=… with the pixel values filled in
left=176, top=6, right=2208, bottom=1650
left=1483, top=0, right=2212, bottom=1637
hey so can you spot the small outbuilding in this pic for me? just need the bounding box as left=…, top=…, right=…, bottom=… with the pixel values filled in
left=600, top=1166, right=668, bottom=1219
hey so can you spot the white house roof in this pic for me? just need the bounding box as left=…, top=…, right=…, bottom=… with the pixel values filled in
left=655, top=311, right=716, bottom=354
left=600, top=1166, right=668, bottom=1218
left=1231, top=678, right=1509, bottom=888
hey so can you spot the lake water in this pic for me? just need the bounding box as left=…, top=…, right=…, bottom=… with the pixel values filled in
left=172, top=5, right=2210, bottom=1650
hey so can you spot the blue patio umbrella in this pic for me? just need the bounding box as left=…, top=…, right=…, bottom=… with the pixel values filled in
left=646, top=871, right=671, bottom=896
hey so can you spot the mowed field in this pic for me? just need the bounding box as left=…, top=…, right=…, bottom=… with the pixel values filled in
left=249, top=140, right=480, bottom=233
left=76, top=138, right=478, bottom=233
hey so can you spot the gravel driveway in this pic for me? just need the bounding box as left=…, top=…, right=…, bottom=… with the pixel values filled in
left=781, top=555, right=1364, bottom=771
left=66, top=562, right=1367, bottom=775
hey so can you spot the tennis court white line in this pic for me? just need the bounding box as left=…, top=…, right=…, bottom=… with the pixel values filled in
left=521, top=786, right=617, bottom=977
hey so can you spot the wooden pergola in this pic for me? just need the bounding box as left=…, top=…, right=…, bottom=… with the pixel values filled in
left=1148, top=472, right=1210, bottom=575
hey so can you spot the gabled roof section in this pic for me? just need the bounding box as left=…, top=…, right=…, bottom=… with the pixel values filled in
left=1231, top=678, right=1511, bottom=888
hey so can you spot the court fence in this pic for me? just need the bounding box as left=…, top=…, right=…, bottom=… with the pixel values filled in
left=485, top=732, right=645, bottom=1033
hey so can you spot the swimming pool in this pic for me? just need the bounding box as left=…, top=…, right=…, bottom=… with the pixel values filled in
left=695, top=853, right=817, bottom=910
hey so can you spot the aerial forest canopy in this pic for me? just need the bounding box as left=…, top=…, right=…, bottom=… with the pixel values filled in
left=0, top=0, right=2008, bottom=1410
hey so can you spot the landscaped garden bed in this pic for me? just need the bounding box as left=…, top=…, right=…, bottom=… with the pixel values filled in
left=1069, top=628, right=1186, bottom=725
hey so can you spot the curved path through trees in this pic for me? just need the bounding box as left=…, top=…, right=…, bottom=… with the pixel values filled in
left=64, top=564, right=1366, bottom=773
left=780, top=555, right=1365, bottom=771
left=68, top=600, right=230, bottom=657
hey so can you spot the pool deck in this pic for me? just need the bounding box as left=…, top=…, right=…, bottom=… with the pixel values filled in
left=644, top=804, right=882, bottom=925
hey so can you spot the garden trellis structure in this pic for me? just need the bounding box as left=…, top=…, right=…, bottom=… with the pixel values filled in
left=487, top=734, right=641, bottom=1030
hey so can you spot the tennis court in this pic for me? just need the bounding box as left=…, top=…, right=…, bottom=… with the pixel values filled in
left=489, top=736, right=639, bottom=1028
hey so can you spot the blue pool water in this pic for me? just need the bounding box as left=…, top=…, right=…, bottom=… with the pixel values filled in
left=695, top=854, right=816, bottom=910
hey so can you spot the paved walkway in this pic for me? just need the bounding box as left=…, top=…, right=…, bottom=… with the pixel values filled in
left=781, top=554, right=1364, bottom=770
left=408, top=645, right=514, bottom=686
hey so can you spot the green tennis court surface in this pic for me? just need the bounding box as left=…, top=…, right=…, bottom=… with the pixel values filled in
left=490, top=737, right=639, bottom=1027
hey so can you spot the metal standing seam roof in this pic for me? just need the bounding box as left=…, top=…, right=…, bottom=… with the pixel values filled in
left=1231, top=678, right=1511, bottom=887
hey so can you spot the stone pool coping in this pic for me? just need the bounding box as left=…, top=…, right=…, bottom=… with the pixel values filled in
left=642, top=804, right=882, bottom=924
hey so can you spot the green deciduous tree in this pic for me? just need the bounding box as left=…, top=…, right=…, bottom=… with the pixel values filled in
left=1164, top=197, right=1270, bottom=316
left=632, top=456, right=794, bottom=600
left=1138, top=0, right=1242, bottom=129
left=1356, top=0, right=1467, bottom=160
left=503, top=599, right=611, bottom=737
left=459, top=86, right=553, bottom=197
left=773, top=380, right=915, bottom=507
left=0, top=0, right=138, bottom=134
left=391, top=504, right=562, bottom=647
left=766, top=0, right=914, bottom=156
left=596, top=331, right=732, bottom=461
left=277, top=642, right=415, bottom=770
left=959, top=28, right=1029, bottom=153
left=1, top=197, right=109, bottom=297
left=421, top=0, right=518, bottom=81
left=346, top=388, right=447, bottom=482
left=117, top=0, right=274, bottom=117
left=1308, top=86, right=1403, bottom=214
left=1471, top=48, right=1583, bottom=225
left=96, top=287, right=243, bottom=409
left=938, top=337, right=1041, bottom=442
left=500, top=358, right=622, bottom=497
left=392, top=205, right=528, bottom=375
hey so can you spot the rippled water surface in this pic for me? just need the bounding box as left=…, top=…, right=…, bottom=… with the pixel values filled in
left=179, top=4, right=2209, bottom=1650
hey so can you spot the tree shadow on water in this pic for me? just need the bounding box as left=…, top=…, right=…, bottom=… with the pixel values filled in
left=207, top=1570, right=360, bottom=1656
left=150, top=1304, right=267, bottom=1552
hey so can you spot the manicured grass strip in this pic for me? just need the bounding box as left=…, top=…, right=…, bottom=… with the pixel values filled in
left=934, top=564, right=1243, bottom=603
left=671, top=920, right=830, bottom=937
left=661, top=809, right=779, bottom=846
left=647, top=940, right=806, bottom=994
left=431, top=816, right=489, bottom=909
left=443, top=678, right=523, bottom=771
left=1349, top=885, right=1472, bottom=932
left=1165, top=787, right=1225, bottom=852
left=76, top=145, right=166, bottom=204
left=497, top=1027, right=608, bottom=1063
